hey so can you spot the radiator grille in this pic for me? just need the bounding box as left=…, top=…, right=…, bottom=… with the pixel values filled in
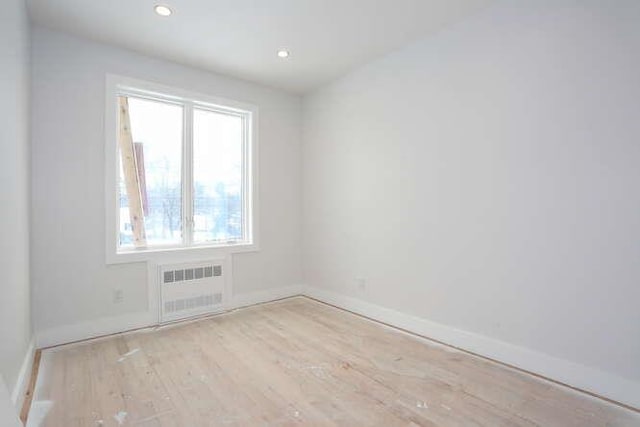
left=163, top=264, right=221, bottom=284
left=164, top=293, right=222, bottom=313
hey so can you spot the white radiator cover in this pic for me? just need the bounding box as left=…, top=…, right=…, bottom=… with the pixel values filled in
left=159, top=259, right=227, bottom=323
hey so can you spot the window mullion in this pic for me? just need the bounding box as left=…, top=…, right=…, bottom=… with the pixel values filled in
left=242, top=115, right=249, bottom=243
left=183, top=102, right=194, bottom=247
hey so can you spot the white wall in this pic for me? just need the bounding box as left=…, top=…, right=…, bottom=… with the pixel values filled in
left=0, top=0, right=33, bottom=404
left=303, top=0, right=640, bottom=406
left=31, top=27, right=302, bottom=344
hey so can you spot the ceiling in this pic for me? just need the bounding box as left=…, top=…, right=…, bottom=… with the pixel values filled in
left=27, top=0, right=494, bottom=94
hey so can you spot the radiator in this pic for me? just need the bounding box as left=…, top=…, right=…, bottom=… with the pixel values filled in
left=158, top=260, right=226, bottom=323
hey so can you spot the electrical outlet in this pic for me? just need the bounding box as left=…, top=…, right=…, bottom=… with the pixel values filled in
left=113, top=289, right=124, bottom=304
left=356, top=278, right=366, bottom=291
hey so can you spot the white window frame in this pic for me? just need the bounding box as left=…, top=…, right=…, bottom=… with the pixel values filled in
left=105, top=75, right=259, bottom=264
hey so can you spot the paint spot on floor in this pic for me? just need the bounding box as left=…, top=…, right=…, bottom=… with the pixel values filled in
left=117, top=348, right=140, bottom=363
left=113, top=411, right=128, bottom=425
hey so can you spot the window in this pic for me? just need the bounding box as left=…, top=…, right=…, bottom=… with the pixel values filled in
left=105, top=76, right=257, bottom=263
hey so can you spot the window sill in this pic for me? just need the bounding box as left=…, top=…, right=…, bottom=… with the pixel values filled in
left=106, top=242, right=259, bottom=265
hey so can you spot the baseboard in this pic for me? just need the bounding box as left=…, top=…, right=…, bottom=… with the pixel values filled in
left=10, top=338, right=35, bottom=410
left=36, top=311, right=156, bottom=349
left=0, top=376, right=21, bottom=427
left=230, top=285, right=304, bottom=310
left=303, top=286, right=640, bottom=410
left=27, top=285, right=639, bottom=410
left=35, top=285, right=304, bottom=349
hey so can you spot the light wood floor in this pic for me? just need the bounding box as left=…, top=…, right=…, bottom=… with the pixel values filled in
left=27, top=297, right=639, bottom=426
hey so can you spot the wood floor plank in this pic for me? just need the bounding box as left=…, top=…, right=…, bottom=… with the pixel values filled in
left=27, top=297, right=640, bottom=426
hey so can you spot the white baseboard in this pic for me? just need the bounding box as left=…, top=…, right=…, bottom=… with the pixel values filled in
left=303, top=286, right=640, bottom=410
left=36, top=311, right=156, bottom=349
left=33, top=283, right=638, bottom=409
left=0, top=376, right=21, bottom=427
left=35, top=285, right=304, bottom=349
left=11, top=338, right=35, bottom=410
left=230, top=285, right=303, bottom=309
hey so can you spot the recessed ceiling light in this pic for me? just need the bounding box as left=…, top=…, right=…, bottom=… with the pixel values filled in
left=154, top=5, right=172, bottom=16
left=277, top=49, right=290, bottom=59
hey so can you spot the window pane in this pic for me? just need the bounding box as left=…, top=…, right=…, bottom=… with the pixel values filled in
left=118, top=96, right=183, bottom=247
left=193, top=108, right=244, bottom=243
